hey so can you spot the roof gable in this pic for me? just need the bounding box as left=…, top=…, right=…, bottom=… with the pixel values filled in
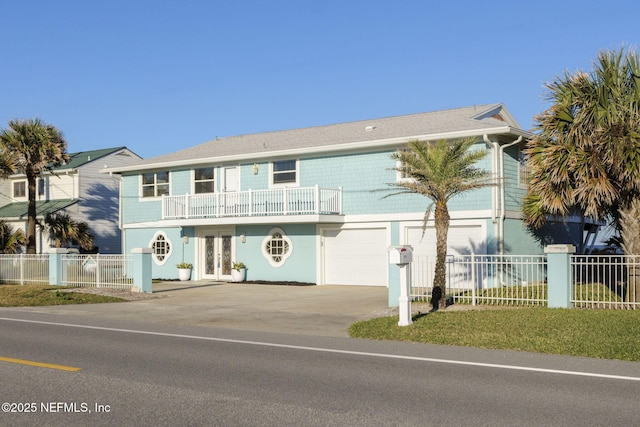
left=54, top=147, right=129, bottom=170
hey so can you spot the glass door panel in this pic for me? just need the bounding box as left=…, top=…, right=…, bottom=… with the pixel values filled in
left=199, top=230, right=234, bottom=280
left=220, top=234, right=232, bottom=276
left=205, top=236, right=216, bottom=276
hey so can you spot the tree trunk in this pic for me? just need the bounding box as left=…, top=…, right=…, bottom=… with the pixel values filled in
left=432, top=201, right=450, bottom=310
left=619, top=199, right=640, bottom=302
left=626, top=264, right=640, bottom=304
left=26, top=169, right=37, bottom=254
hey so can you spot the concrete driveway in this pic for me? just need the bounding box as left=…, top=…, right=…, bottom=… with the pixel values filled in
left=158, top=281, right=392, bottom=336
left=21, top=282, right=393, bottom=338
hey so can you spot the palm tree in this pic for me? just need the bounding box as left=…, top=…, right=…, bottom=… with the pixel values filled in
left=389, top=138, right=494, bottom=309
left=523, top=47, right=640, bottom=302
left=0, top=148, right=18, bottom=177
left=73, top=221, right=94, bottom=251
left=0, top=220, right=26, bottom=254
left=44, top=212, right=94, bottom=250
left=0, top=119, right=69, bottom=253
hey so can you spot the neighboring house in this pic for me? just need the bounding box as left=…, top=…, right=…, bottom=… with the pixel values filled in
left=0, top=147, right=142, bottom=253
left=105, top=104, right=584, bottom=285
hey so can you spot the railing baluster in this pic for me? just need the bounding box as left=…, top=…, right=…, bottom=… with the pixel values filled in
left=162, top=186, right=342, bottom=219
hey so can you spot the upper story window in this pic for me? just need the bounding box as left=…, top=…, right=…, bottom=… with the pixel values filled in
left=194, top=167, right=215, bottom=194
left=518, top=148, right=529, bottom=188
left=395, top=148, right=415, bottom=183
left=13, top=181, right=26, bottom=198
left=271, top=160, right=298, bottom=186
left=142, top=171, right=170, bottom=198
left=38, top=178, right=45, bottom=196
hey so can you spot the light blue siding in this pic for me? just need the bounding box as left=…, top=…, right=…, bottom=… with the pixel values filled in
left=121, top=175, right=164, bottom=223
left=484, top=218, right=498, bottom=254
left=502, top=219, right=544, bottom=255
left=120, top=141, right=496, bottom=227
left=240, top=162, right=268, bottom=190
left=503, top=145, right=528, bottom=212
left=388, top=221, right=401, bottom=305
left=125, top=226, right=194, bottom=279
left=300, top=145, right=493, bottom=215
left=171, top=169, right=191, bottom=195
left=235, top=224, right=316, bottom=283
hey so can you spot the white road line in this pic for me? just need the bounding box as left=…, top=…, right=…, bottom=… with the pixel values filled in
left=2, top=316, right=639, bottom=382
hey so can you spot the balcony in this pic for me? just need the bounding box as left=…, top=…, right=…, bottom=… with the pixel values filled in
left=162, top=185, right=342, bottom=220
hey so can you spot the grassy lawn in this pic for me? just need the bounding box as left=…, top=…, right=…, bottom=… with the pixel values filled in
left=349, top=307, right=640, bottom=362
left=0, top=284, right=126, bottom=306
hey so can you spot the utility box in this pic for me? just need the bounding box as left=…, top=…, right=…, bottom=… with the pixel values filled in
left=389, top=245, right=413, bottom=265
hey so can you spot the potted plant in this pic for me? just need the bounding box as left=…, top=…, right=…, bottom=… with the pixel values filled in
left=231, top=262, right=246, bottom=282
left=177, top=262, right=193, bottom=281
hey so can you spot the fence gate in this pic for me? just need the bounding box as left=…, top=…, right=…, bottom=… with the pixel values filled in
left=61, top=254, right=134, bottom=289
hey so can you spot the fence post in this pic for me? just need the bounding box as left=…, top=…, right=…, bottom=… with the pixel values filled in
left=19, top=254, right=25, bottom=285
left=48, top=248, right=69, bottom=286
left=132, top=248, right=153, bottom=293
left=544, top=244, right=576, bottom=308
left=471, top=252, right=476, bottom=306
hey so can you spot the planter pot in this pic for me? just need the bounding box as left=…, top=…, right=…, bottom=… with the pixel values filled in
left=178, top=268, right=192, bottom=281
left=231, top=268, right=246, bottom=282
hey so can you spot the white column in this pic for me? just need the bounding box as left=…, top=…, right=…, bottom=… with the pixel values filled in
left=398, top=263, right=412, bottom=326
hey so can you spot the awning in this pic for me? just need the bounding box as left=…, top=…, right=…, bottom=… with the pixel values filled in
left=0, top=199, right=78, bottom=220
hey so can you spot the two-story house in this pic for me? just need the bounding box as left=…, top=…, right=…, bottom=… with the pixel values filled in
left=0, top=147, right=142, bottom=253
left=105, top=104, right=583, bottom=285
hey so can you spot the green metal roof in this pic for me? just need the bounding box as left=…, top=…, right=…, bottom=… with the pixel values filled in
left=52, top=147, right=127, bottom=170
left=0, top=199, right=78, bottom=219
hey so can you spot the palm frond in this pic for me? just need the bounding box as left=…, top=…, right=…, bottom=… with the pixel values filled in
left=525, top=46, right=640, bottom=254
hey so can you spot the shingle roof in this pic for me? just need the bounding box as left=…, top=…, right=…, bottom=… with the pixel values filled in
left=0, top=199, right=77, bottom=219
left=107, top=103, right=528, bottom=173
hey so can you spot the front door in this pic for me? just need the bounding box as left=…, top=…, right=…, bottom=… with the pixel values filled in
left=199, top=230, right=234, bottom=281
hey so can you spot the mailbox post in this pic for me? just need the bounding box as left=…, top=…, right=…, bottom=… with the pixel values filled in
left=389, top=245, right=413, bottom=326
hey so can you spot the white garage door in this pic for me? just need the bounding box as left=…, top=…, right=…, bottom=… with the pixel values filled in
left=323, top=228, right=387, bottom=286
left=406, top=225, right=485, bottom=291
left=406, top=225, right=485, bottom=257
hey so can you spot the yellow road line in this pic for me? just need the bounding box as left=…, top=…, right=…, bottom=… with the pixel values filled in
left=0, top=356, right=82, bottom=372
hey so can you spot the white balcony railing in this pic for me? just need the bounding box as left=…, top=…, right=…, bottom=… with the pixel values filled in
left=162, top=185, right=342, bottom=220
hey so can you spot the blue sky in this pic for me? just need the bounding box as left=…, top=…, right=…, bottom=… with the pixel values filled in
left=1, top=1, right=638, bottom=159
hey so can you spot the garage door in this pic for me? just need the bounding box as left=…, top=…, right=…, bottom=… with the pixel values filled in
left=323, top=228, right=387, bottom=286
left=406, top=225, right=485, bottom=291
left=406, top=225, right=485, bottom=257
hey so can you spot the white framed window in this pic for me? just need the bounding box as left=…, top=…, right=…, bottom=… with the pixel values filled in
left=142, top=171, right=170, bottom=198
left=270, top=160, right=298, bottom=186
left=13, top=181, right=26, bottom=198
left=194, top=167, right=215, bottom=194
left=38, top=178, right=45, bottom=196
left=149, top=231, right=172, bottom=265
left=395, top=148, right=415, bottom=183
left=518, top=148, right=529, bottom=188
left=262, top=227, right=292, bottom=267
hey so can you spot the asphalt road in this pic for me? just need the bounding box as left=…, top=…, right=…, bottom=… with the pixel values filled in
left=1, top=310, right=639, bottom=426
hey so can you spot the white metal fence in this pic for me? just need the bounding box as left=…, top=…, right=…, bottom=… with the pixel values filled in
left=411, top=255, right=548, bottom=306
left=0, top=254, right=50, bottom=285
left=61, top=254, right=134, bottom=289
left=572, top=255, right=640, bottom=309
